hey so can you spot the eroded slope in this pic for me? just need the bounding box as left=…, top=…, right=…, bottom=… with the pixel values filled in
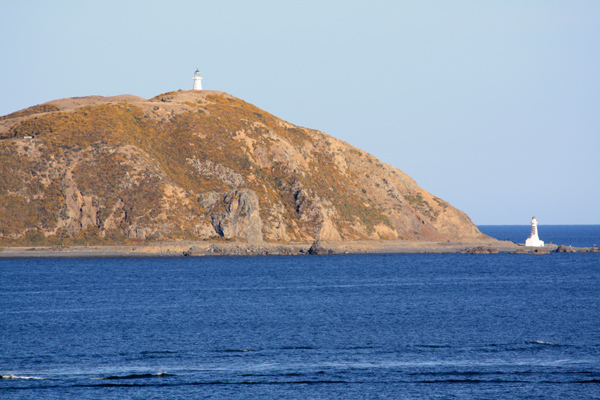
left=0, top=90, right=486, bottom=245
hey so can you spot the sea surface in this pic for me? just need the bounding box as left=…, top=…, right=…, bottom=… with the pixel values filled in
left=2, top=227, right=600, bottom=399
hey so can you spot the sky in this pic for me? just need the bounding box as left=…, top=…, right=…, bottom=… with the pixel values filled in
left=1, top=1, right=598, bottom=225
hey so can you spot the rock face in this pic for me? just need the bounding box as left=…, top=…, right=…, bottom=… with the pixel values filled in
left=0, top=90, right=489, bottom=245
left=199, top=189, right=263, bottom=242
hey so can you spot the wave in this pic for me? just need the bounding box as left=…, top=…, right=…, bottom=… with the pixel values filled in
left=414, top=344, right=451, bottom=349
left=415, top=378, right=600, bottom=384
left=140, top=350, right=178, bottom=355
left=528, top=340, right=560, bottom=346
left=94, top=372, right=170, bottom=380
left=1, top=374, right=44, bottom=380
left=85, top=379, right=349, bottom=388
left=416, top=378, right=529, bottom=384
left=216, top=349, right=253, bottom=353
left=344, top=346, right=377, bottom=350
left=408, top=371, right=511, bottom=376
left=7, top=372, right=598, bottom=390
left=241, top=371, right=323, bottom=378
left=138, top=350, right=179, bottom=359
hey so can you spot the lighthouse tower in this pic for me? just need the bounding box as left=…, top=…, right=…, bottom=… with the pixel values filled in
left=193, top=69, right=203, bottom=90
left=525, top=216, right=544, bottom=247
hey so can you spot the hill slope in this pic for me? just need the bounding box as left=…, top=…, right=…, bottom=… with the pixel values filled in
left=0, top=90, right=487, bottom=245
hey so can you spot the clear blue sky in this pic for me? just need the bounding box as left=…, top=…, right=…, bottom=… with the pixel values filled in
left=2, top=1, right=598, bottom=224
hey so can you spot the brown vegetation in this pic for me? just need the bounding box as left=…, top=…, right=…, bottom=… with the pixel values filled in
left=0, top=90, right=487, bottom=246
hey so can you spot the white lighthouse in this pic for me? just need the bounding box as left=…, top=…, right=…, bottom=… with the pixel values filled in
left=525, top=216, right=544, bottom=247
left=193, top=69, right=203, bottom=90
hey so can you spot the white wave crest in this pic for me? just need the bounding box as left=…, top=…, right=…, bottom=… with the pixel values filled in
left=529, top=340, right=559, bottom=346
left=1, top=374, right=44, bottom=380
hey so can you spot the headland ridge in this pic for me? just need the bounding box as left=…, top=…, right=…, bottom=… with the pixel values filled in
left=1, top=90, right=492, bottom=250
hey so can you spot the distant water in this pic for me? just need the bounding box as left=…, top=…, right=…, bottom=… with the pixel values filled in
left=479, top=225, right=600, bottom=247
left=2, top=251, right=600, bottom=399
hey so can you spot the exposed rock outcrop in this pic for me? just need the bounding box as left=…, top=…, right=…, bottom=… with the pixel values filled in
left=511, top=249, right=529, bottom=254
left=199, top=189, right=263, bottom=242
left=533, top=248, right=551, bottom=254
left=556, top=245, right=577, bottom=253
left=462, top=246, right=499, bottom=254
left=307, top=239, right=334, bottom=255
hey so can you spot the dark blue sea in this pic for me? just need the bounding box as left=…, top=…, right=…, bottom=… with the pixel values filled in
left=1, top=227, right=599, bottom=399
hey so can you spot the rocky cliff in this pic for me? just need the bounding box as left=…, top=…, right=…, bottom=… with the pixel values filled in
left=0, top=90, right=487, bottom=245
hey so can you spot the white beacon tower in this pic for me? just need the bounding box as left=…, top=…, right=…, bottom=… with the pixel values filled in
left=193, top=69, right=203, bottom=90
left=525, top=216, right=544, bottom=247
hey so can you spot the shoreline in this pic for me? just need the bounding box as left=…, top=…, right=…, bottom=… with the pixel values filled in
left=0, top=240, right=597, bottom=258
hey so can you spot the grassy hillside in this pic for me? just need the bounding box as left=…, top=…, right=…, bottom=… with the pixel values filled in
left=0, top=90, right=486, bottom=246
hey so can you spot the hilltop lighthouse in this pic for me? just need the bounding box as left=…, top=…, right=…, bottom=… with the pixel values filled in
left=525, top=216, right=544, bottom=247
left=193, top=69, right=203, bottom=90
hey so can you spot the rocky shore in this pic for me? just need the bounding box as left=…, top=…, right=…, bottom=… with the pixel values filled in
left=0, top=240, right=597, bottom=258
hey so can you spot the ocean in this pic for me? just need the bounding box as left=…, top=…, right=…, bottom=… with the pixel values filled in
left=1, top=226, right=599, bottom=399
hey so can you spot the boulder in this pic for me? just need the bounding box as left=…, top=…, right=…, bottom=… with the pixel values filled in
left=556, top=245, right=576, bottom=253
left=462, top=246, right=499, bottom=254
left=511, top=249, right=529, bottom=254
left=307, top=239, right=334, bottom=255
